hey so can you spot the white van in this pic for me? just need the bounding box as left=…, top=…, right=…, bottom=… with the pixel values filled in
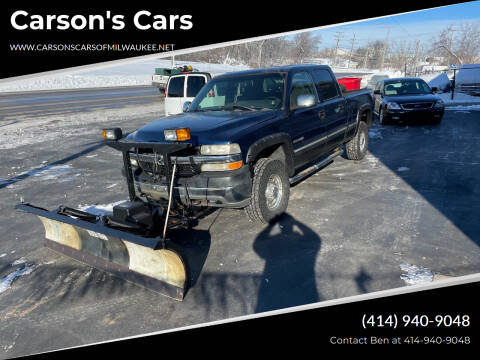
left=164, top=72, right=212, bottom=116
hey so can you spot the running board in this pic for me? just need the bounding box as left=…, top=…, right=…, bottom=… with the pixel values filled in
left=289, top=148, right=343, bottom=184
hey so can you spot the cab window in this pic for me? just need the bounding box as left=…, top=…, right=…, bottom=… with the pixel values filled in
left=289, top=72, right=318, bottom=109
left=311, top=69, right=339, bottom=101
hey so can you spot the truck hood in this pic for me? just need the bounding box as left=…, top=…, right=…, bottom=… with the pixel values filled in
left=384, top=93, right=441, bottom=103
left=127, top=110, right=279, bottom=144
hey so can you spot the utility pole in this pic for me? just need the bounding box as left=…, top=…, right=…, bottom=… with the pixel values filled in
left=333, top=30, right=343, bottom=67
left=379, top=26, right=390, bottom=71
left=257, top=39, right=265, bottom=67
left=362, top=41, right=371, bottom=69
left=348, top=34, right=356, bottom=68
left=413, top=40, right=421, bottom=76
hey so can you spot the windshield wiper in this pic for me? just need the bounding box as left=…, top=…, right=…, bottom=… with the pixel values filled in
left=229, top=105, right=256, bottom=111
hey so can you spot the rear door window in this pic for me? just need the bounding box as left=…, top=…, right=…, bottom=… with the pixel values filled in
left=167, top=76, right=185, bottom=97
left=311, top=69, right=339, bottom=101
left=186, top=76, right=206, bottom=97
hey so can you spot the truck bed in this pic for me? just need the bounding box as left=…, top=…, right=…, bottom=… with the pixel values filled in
left=342, top=88, right=372, bottom=97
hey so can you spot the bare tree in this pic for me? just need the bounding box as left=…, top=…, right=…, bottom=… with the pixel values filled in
left=431, top=23, right=480, bottom=65
left=289, top=32, right=322, bottom=64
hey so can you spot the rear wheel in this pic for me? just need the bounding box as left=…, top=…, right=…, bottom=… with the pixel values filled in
left=245, top=158, right=290, bottom=223
left=345, top=121, right=368, bottom=160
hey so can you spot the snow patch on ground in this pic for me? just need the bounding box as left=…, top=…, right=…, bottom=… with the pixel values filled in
left=439, top=91, right=480, bottom=106
left=365, top=154, right=381, bottom=169
left=11, top=257, right=27, bottom=266
left=368, top=127, right=383, bottom=139
left=2, top=164, right=81, bottom=187
left=0, top=263, right=38, bottom=294
left=32, top=164, right=78, bottom=182
left=400, top=263, right=434, bottom=285
left=77, top=200, right=127, bottom=216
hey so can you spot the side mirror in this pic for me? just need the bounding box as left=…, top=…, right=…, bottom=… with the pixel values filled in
left=373, top=89, right=381, bottom=95
left=183, top=101, right=192, bottom=112
left=295, top=94, right=316, bottom=109
left=431, top=87, right=438, bottom=93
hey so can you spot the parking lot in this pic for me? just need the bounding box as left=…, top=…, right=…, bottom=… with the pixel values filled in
left=0, top=95, right=479, bottom=357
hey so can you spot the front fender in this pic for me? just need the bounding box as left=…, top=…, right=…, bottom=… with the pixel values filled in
left=246, top=133, right=295, bottom=177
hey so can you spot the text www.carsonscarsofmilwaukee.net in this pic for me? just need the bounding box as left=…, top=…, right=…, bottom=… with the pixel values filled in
left=9, top=43, right=175, bottom=52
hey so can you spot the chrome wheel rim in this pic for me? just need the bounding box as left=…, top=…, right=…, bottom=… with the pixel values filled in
left=265, top=174, right=283, bottom=210
left=359, top=131, right=366, bottom=151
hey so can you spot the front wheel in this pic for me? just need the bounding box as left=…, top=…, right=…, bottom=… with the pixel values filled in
left=345, top=121, right=368, bottom=160
left=245, top=158, right=290, bottom=223
left=378, top=108, right=387, bottom=125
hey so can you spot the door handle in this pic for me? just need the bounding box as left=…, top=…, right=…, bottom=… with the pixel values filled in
left=318, top=110, right=326, bottom=120
left=335, top=104, right=344, bottom=113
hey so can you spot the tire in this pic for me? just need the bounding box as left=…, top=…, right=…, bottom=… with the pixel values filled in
left=245, top=158, right=290, bottom=223
left=345, top=121, right=368, bottom=160
left=378, top=107, right=387, bottom=125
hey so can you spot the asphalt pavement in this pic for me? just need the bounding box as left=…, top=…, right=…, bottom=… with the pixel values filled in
left=0, top=86, right=162, bottom=119
left=0, top=97, right=479, bottom=357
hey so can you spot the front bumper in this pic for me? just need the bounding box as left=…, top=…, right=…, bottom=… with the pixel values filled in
left=151, top=81, right=167, bottom=89
left=385, top=108, right=444, bottom=121
left=134, top=165, right=252, bottom=208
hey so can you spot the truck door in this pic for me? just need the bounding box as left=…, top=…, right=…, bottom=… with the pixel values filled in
left=286, top=71, right=326, bottom=167
left=165, top=75, right=185, bottom=116
left=311, top=69, right=348, bottom=148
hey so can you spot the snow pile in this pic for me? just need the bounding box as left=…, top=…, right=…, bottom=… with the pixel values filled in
left=400, top=263, right=434, bottom=285
left=0, top=59, right=250, bottom=93
left=0, top=262, right=38, bottom=294
left=77, top=200, right=127, bottom=216
left=420, top=72, right=451, bottom=92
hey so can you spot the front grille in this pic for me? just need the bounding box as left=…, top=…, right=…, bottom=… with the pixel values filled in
left=401, top=102, right=433, bottom=110
left=132, top=153, right=200, bottom=178
left=138, top=161, right=200, bottom=177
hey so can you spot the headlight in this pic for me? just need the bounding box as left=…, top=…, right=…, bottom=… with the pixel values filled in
left=386, top=102, right=401, bottom=110
left=102, top=128, right=122, bottom=140
left=433, top=100, right=445, bottom=108
left=130, top=158, right=138, bottom=167
left=200, top=144, right=241, bottom=155
left=164, top=128, right=191, bottom=141
left=201, top=160, right=243, bottom=171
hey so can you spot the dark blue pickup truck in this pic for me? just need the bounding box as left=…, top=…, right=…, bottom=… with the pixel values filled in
left=118, top=64, right=374, bottom=223
left=17, top=64, right=375, bottom=299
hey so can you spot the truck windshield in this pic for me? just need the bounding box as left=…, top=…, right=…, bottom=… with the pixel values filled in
left=383, top=79, right=432, bottom=96
left=189, top=73, right=285, bottom=112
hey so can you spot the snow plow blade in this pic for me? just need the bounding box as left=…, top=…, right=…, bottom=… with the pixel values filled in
left=16, top=203, right=187, bottom=301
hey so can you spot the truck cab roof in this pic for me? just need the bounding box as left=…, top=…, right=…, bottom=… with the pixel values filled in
left=213, top=64, right=333, bottom=79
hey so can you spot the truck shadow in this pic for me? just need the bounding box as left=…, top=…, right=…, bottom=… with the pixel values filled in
left=253, top=213, right=321, bottom=313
